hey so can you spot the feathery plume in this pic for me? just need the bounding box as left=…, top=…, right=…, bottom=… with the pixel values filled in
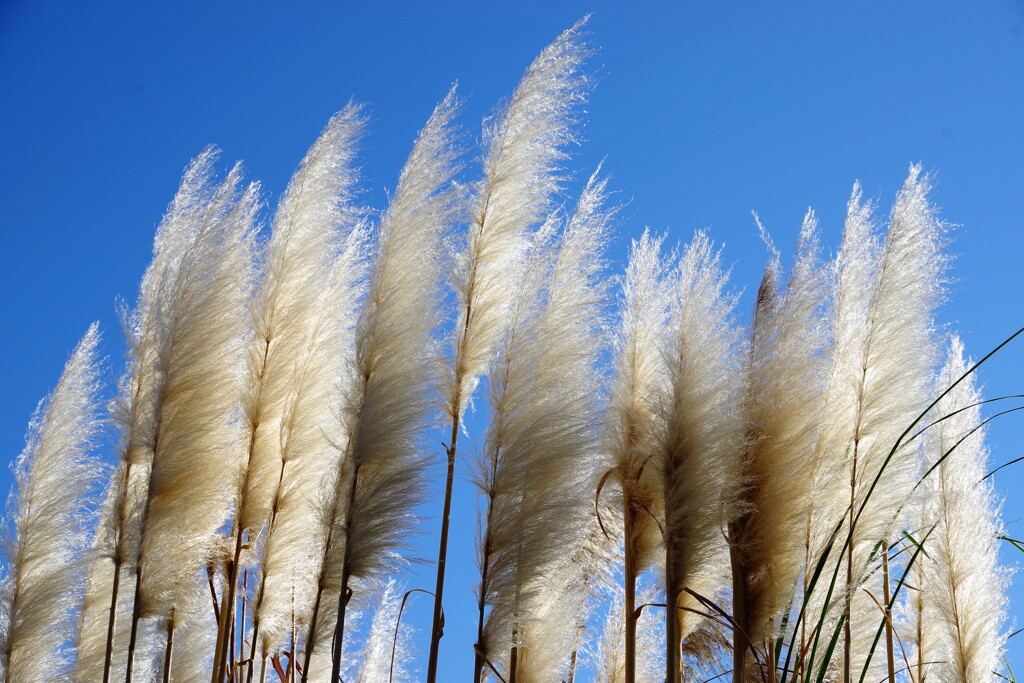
left=73, top=469, right=133, bottom=682
left=429, top=22, right=590, bottom=678
left=354, top=580, right=416, bottom=683
left=232, top=104, right=369, bottom=682
left=730, top=212, right=831, bottom=674
left=81, top=148, right=222, bottom=683
left=661, top=231, right=745, bottom=683
left=0, top=324, right=105, bottom=683
left=917, top=338, right=1008, bottom=683
left=135, top=167, right=258, bottom=615
left=472, top=213, right=558, bottom=681
left=515, top=171, right=612, bottom=681
left=828, top=167, right=945, bottom=682
left=123, top=164, right=259, bottom=680
left=594, top=580, right=665, bottom=683
left=302, top=88, right=462, bottom=682
left=249, top=229, right=368, bottom=661
left=476, top=171, right=612, bottom=681
left=605, top=229, right=672, bottom=681
left=237, top=104, right=367, bottom=536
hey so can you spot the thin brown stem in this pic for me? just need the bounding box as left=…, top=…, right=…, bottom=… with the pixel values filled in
left=328, top=462, right=361, bottom=683
left=124, top=565, right=143, bottom=683
left=298, top=575, right=321, bottom=683
left=567, top=648, right=578, bottom=683
left=102, top=556, right=123, bottom=683
left=239, top=568, right=248, bottom=681
left=162, top=612, right=175, bottom=683
left=729, top=521, right=748, bottom=683
left=428, top=423, right=460, bottom=682
left=289, top=590, right=296, bottom=683
left=509, top=644, right=519, bottom=683
left=216, top=336, right=272, bottom=683
left=666, top=582, right=680, bottom=683
left=624, top=496, right=638, bottom=683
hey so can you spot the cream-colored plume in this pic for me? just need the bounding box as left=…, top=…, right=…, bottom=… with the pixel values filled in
left=353, top=580, right=415, bottom=683
left=660, top=231, right=745, bottom=672
left=916, top=338, right=1007, bottom=683
left=240, top=105, right=369, bottom=669
left=76, top=149, right=225, bottom=682
left=477, top=171, right=612, bottom=681
left=238, top=103, right=367, bottom=535
left=303, top=88, right=462, bottom=675
left=445, top=17, right=590, bottom=422
left=731, top=212, right=831, bottom=660
left=134, top=165, right=258, bottom=621
left=0, top=324, right=105, bottom=683
left=823, top=167, right=945, bottom=679
left=607, top=229, right=672, bottom=574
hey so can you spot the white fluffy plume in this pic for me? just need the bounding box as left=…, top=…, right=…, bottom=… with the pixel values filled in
left=134, top=164, right=258, bottom=625
left=0, top=324, right=105, bottom=682
left=304, top=88, right=462, bottom=674
left=477, top=171, right=612, bottom=679
left=606, top=230, right=672, bottom=575
left=731, top=212, right=831, bottom=656
left=239, top=103, right=367, bottom=535
left=445, top=17, right=590, bottom=422
left=77, top=149, right=224, bottom=682
left=241, top=104, right=369, bottom=665
left=354, top=580, right=416, bottom=683
left=660, top=231, right=745, bottom=662
left=826, top=167, right=945, bottom=678
left=916, top=338, right=1008, bottom=683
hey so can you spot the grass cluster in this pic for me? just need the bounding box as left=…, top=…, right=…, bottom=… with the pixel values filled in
left=0, top=18, right=1015, bottom=683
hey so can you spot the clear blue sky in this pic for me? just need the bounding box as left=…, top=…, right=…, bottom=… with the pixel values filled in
left=2, top=1, right=1022, bottom=679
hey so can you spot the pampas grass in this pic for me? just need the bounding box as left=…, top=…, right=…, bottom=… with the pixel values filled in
left=128, top=162, right=258, bottom=680
left=477, top=170, right=611, bottom=683
left=430, top=19, right=591, bottom=681
left=605, top=229, right=672, bottom=682
left=1, top=20, right=1016, bottom=683
left=914, top=339, right=1008, bottom=683
left=661, top=231, right=745, bottom=683
left=730, top=212, right=831, bottom=678
left=0, top=324, right=104, bottom=683
left=302, top=86, right=462, bottom=683
left=231, top=103, right=369, bottom=683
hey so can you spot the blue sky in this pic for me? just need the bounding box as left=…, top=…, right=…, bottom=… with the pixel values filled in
left=2, top=1, right=1023, bottom=679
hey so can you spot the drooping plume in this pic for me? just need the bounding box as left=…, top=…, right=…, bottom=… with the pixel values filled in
left=0, top=324, right=105, bottom=682
left=916, top=338, right=1008, bottom=683
left=661, top=231, right=745, bottom=682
